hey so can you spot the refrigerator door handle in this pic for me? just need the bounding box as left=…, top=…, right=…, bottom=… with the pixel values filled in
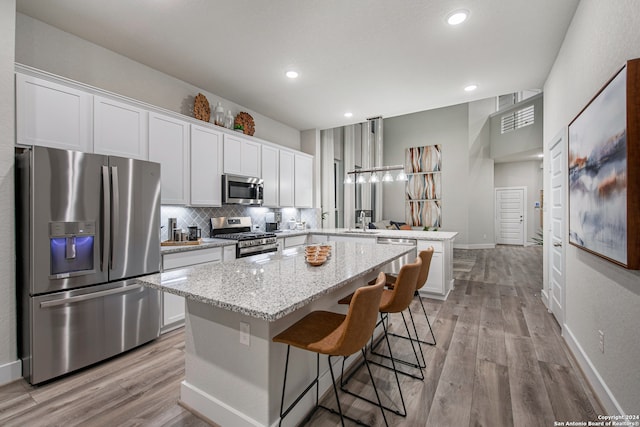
left=39, top=284, right=144, bottom=308
left=110, top=166, right=119, bottom=270
left=101, top=165, right=110, bottom=272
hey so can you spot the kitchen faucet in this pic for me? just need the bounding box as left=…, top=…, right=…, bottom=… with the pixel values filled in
left=359, top=210, right=367, bottom=231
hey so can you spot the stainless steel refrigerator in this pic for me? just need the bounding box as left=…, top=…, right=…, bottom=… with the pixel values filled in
left=16, top=146, right=162, bottom=384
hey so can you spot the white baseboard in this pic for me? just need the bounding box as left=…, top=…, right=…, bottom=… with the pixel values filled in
left=454, top=243, right=496, bottom=249
left=541, top=289, right=549, bottom=308
left=563, top=325, right=624, bottom=415
left=0, top=359, right=22, bottom=386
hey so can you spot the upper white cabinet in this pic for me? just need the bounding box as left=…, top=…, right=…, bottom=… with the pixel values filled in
left=16, top=74, right=92, bottom=152
left=224, top=134, right=261, bottom=178
left=279, top=150, right=295, bottom=207
left=148, top=112, right=190, bottom=205
left=190, top=124, right=223, bottom=206
left=294, top=154, right=313, bottom=208
left=261, top=145, right=279, bottom=207
left=93, top=96, right=148, bottom=160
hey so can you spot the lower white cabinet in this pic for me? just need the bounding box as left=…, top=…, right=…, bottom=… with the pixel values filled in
left=284, top=235, right=307, bottom=248
left=328, top=235, right=377, bottom=244
left=307, top=234, right=328, bottom=244
left=417, top=240, right=453, bottom=299
left=161, top=246, right=224, bottom=331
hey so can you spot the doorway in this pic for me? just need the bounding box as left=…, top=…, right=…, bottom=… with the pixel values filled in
left=495, top=187, right=526, bottom=245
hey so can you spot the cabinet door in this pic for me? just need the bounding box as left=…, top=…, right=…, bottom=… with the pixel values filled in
left=261, top=145, right=279, bottom=207
left=94, top=96, right=148, bottom=159
left=284, top=235, right=307, bottom=248
left=223, top=134, right=243, bottom=175
left=417, top=241, right=444, bottom=295
left=241, top=139, right=261, bottom=177
left=294, top=154, right=313, bottom=208
left=148, top=112, right=189, bottom=205
left=191, top=124, right=223, bottom=206
left=279, top=150, right=295, bottom=207
left=16, top=74, right=92, bottom=152
left=223, top=135, right=261, bottom=177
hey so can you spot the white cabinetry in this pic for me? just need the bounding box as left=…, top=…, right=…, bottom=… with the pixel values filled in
left=16, top=74, right=92, bottom=152
left=284, top=235, right=307, bottom=248
left=307, top=234, right=328, bottom=244
left=417, top=240, right=453, bottom=299
left=161, top=247, right=223, bottom=331
left=223, top=134, right=261, bottom=177
left=294, top=154, right=313, bottom=208
left=190, top=124, right=223, bottom=206
left=261, top=145, right=279, bottom=207
left=329, top=235, right=377, bottom=244
left=279, top=150, right=295, bottom=207
left=93, top=96, right=148, bottom=159
left=149, top=112, right=190, bottom=205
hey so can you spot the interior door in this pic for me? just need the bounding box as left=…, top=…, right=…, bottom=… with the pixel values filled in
left=495, top=187, right=525, bottom=245
left=548, top=131, right=566, bottom=326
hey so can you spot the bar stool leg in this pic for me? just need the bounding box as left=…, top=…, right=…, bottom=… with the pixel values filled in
left=418, top=293, right=437, bottom=345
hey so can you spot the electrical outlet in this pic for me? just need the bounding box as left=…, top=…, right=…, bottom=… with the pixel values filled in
left=598, top=330, right=604, bottom=353
left=240, top=322, right=251, bottom=346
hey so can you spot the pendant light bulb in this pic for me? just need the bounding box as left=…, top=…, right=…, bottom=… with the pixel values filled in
left=369, top=172, right=379, bottom=183
left=382, top=171, right=394, bottom=182
left=344, top=175, right=353, bottom=184
left=396, top=170, right=408, bottom=182
left=357, top=174, right=367, bottom=184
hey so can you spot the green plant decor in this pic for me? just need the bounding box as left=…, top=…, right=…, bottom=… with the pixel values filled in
left=531, top=229, right=544, bottom=245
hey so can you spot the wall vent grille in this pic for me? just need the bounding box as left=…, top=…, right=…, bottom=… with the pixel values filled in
left=501, top=105, right=535, bottom=134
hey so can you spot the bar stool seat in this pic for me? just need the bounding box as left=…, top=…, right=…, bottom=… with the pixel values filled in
left=273, top=273, right=388, bottom=427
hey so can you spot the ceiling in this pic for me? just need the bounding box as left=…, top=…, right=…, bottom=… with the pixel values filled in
left=15, top=0, right=579, bottom=132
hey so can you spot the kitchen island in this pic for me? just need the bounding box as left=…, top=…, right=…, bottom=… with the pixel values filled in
left=136, top=240, right=414, bottom=427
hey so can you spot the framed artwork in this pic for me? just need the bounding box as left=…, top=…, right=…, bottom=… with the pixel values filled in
left=568, top=59, right=640, bottom=269
left=405, top=145, right=442, bottom=227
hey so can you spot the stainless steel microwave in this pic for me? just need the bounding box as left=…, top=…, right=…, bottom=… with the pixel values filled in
left=222, top=174, right=264, bottom=205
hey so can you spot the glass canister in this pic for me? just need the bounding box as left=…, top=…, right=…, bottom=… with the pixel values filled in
left=213, top=102, right=225, bottom=126
left=224, top=110, right=234, bottom=129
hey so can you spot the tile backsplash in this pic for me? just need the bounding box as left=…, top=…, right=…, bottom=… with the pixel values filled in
left=160, top=205, right=321, bottom=241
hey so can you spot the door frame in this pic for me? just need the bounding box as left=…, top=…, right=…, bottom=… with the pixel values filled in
left=494, top=186, right=527, bottom=246
left=545, top=128, right=567, bottom=329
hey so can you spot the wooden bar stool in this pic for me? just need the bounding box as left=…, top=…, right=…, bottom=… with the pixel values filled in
left=273, top=273, right=388, bottom=427
left=339, top=257, right=423, bottom=417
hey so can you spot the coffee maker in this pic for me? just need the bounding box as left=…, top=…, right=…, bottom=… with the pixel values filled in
left=265, top=212, right=281, bottom=232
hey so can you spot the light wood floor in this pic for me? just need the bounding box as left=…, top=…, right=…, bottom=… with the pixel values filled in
left=0, top=246, right=602, bottom=426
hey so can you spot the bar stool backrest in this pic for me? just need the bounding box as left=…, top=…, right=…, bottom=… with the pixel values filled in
left=379, top=257, right=422, bottom=313
left=314, top=273, right=386, bottom=357
left=416, top=248, right=434, bottom=291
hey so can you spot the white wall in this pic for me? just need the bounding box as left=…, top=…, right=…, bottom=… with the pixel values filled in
left=0, top=0, right=18, bottom=384
left=15, top=13, right=301, bottom=150
left=494, top=161, right=543, bottom=243
left=383, top=101, right=497, bottom=247
left=543, top=0, right=640, bottom=414
left=468, top=98, right=496, bottom=247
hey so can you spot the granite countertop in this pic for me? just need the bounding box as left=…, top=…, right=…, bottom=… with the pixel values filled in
left=137, top=241, right=413, bottom=321
left=160, top=238, right=236, bottom=254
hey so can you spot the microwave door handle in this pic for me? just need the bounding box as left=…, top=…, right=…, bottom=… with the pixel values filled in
left=110, top=166, right=119, bottom=270
left=101, top=166, right=110, bottom=272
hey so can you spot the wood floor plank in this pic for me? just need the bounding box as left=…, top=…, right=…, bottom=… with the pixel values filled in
left=538, top=361, right=598, bottom=422
left=501, top=295, right=530, bottom=337
left=505, top=335, right=556, bottom=427
left=477, top=306, right=507, bottom=365
left=469, top=359, right=513, bottom=427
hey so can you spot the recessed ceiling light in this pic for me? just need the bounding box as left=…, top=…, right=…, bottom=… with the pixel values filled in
left=285, top=70, right=299, bottom=79
left=447, top=10, right=469, bottom=26
left=344, top=112, right=353, bottom=118
left=464, top=84, right=478, bottom=92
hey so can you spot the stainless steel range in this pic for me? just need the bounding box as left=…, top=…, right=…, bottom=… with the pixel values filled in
left=210, top=217, right=278, bottom=258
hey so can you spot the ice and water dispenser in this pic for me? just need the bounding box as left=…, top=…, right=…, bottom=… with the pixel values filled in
left=49, top=221, right=96, bottom=278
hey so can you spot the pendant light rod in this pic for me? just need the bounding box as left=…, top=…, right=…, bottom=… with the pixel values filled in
left=346, top=164, right=405, bottom=175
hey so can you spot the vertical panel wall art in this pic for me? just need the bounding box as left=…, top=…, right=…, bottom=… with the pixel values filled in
left=568, top=58, right=640, bottom=270
left=405, top=145, right=442, bottom=228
